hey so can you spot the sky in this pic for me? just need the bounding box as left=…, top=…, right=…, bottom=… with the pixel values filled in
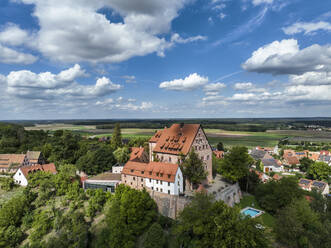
left=0, top=0, right=330, bottom=120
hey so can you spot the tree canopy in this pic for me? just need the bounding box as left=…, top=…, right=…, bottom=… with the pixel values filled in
left=307, top=161, right=331, bottom=181
left=255, top=177, right=304, bottom=214
left=217, top=146, right=253, bottom=182
left=110, top=123, right=122, bottom=149
left=181, top=149, right=206, bottom=187
left=174, top=193, right=270, bottom=248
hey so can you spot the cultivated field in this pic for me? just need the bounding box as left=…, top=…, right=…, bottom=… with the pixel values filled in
left=24, top=124, right=331, bottom=148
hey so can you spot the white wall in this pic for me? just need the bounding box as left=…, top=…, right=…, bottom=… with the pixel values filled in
left=112, top=166, right=123, bottom=174
left=144, top=168, right=183, bottom=195
left=13, top=169, right=28, bottom=186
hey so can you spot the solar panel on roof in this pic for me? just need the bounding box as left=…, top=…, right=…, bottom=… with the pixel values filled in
left=312, top=182, right=325, bottom=188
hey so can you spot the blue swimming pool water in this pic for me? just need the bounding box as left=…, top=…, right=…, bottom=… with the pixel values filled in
left=242, top=208, right=260, bottom=217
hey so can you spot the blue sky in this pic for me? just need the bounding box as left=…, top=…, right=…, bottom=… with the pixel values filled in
left=0, top=0, right=330, bottom=119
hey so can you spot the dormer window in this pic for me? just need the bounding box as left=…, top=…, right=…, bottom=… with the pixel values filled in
left=168, top=174, right=171, bottom=179
left=160, top=173, right=163, bottom=177
left=131, top=169, right=134, bottom=173
left=156, top=172, right=159, bottom=176
left=149, top=171, right=152, bottom=175
left=141, top=171, right=144, bottom=174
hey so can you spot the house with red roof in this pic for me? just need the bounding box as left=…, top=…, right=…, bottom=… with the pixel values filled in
left=13, top=163, right=57, bottom=186
left=149, top=123, right=212, bottom=182
left=121, top=160, right=183, bottom=195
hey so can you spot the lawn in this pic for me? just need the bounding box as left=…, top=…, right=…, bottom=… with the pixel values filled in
left=237, top=194, right=275, bottom=229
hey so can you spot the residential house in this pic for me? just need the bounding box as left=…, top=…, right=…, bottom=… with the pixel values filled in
left=83, top=172, right=121, bottom=193
left=262, top=158, right=283, bottom=173
left=121, top=160, right=183, bottom=195
left=26, top=151, right=45, bottom=165
left=307, top=152, right=320, bottom=161
left=213, top=150, right=224, bottom=159
left=251, top=169, right=270, bottom=183
left=13, top=163, right=57, bottom=186
left=256, top=146, right=278, bottom=155
left=149, top=123, right=212, bottom=182
left=318, top=154, right=331, bottom=165
left=283, top=154, right=300, bottom=167
left=298, top=178, right=329, bottom=195
left=0, top=154, right=29, bottom=173
left=250, top=148, right=273, bottom=161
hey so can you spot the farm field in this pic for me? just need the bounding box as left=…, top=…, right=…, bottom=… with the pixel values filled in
left=24, top=124, right=331, bottom=148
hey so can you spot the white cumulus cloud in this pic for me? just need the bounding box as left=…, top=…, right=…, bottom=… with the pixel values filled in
left=159, top=73, right=209, bottom=91
left=203, top=82, right=226, bottom=92
left=13, top=0, right=204, bottom=63
left=0, top=44, right=37, bottom=65
left=242, top=39, right=331, bottom=75
left=283, top=21, right=331, bottom=35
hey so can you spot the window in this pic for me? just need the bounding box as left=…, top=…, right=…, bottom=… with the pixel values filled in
left=160, top=188, right=163, bottom=192
left=168, top=190, right=170, bottom=194
left=169, top=157, right=171, bottom=162
left=168, top=182, right=170, bottom=186
left=130, top=182, right=132, bottom=185
left=19, top=172, right=21, bottom=176
left=141, top=171, right=144, bottom=174
left=133, top=177, right=135, bottom=180
left=141, top=178, right=143, bottom=182
left=160, top=173, right=163, bottom=177
left=156, top=180, right=159, bottom=184
left=156, top=187, right=158, bottom=191
left=141, top=184, right=143, bottom=187
left=156, top=172, right=159, bottom=176
left=152, top=187, right=154, bottom=190
left=131, top=169, right=134, bottom=172
left=168, top=174, right=171, bottom=179
left=125, top=180, right=127, bottom=183
left=206, top=155, right=209, bottom=160
left=149, top=171, right=152, bottom=175
left=149, top=179, right=151, bottom=183
left=160, top=180, right=163, bottom=184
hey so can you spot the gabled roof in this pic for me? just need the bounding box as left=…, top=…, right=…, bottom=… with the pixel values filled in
left=250, top=149, right=271, bottom=160
left=284, top=155, right=300, bottom=165
left=262, top=158, right=281, bottom=167
left=129, top=147, right=148, bottom=162
left=0, top=154, right=26, bottom=168
left=213, top=150, right=224, bottom=159
left=122, top=160, right=179, bottom=183
left=26, top=151, right=41, bottom=160
left=20, top=163, right=57, bottom=178
left=150, top=124, right=201, bottom=155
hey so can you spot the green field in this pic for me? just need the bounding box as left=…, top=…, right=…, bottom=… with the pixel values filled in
left=24, top=124, right=331, bottom=148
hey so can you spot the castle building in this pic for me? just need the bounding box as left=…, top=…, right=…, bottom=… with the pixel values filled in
left=149, top=123, right=212, bottom=182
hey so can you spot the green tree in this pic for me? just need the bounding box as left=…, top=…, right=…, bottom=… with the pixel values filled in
left=299, top=157, right=313, bottom=172
left=217, top=146, right=253, bottom=182
left=307, top=161, right=331, bottom=181
left=0, top=177, right=15, bottom=191
left=110, top=123, right=122, bottom=149
left=275, top=198, right=329, bottom=248
left=255, top=177, right=304, bottom=214
left=113, top=147, right=130, bottom=164
left=106, top=185, right=158, bottom=248
left=217, top=142, right=224, bottom=151
left=174, top=193, right=269, bottom=248
left=141, top=223, right=165, bottom=248
left=181, top=149, right=206, bottom=188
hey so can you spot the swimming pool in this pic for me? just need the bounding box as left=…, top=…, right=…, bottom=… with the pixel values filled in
left=240, top=207, right=264, bottom=218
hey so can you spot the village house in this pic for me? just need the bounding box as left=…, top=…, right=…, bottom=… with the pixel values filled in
left=0, top=154, right=30, bottom=173
left=250, top=148, right=283, bottom=173
left=26, top=151, right=45, bottom=165
left=112, top=163, right=124, bottom=174
left=149, top=123, right=213, bottom=182
left=121, top=160, right=183, bottom=195
left=298, top=178, right=329, bottom=195
left=255, top=146, right=279, bottom=155
left=83, top=172, right=121, bottom=193
left=213, top=150, right=224, bottom=159
left=13, top=163, right=57, bottom=186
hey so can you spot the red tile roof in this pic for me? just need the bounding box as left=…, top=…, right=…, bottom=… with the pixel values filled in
left=150, top=124, right=201, bottom=155
left=284, top=155, right=300, bottom=165
left=20, top=163, right=57, bottom=178
left=213, top=150, right=224, bottom=159
left=0, top=154, right=26, bottom=168
left=122, top=160, right=179, bottom=183
left=129, top=147, right=148, bottom=162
